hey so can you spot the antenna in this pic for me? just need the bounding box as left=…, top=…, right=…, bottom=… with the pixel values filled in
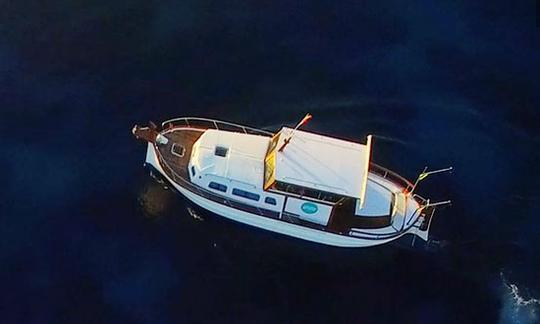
left=424, top=200, right=452, bottom=208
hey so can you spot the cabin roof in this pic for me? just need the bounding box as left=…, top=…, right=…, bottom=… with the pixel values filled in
left=274, top=127, right=372, bottom=201
left=191, top=129, right=270, bottom=188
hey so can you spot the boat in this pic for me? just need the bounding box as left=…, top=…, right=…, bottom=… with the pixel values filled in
left=132, top=115, right=451, bottom=248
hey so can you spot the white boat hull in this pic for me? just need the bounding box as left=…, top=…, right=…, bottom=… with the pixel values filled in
left=144, top=143, right=421, bottom=248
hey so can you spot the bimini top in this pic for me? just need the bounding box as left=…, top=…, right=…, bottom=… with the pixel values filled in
left=190, top=129, right=270, bottom=188
left=266, top=127, right=372, bottom=203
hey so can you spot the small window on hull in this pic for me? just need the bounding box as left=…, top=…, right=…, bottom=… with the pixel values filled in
left=214, top=146, right=228, bottom=157
left=190, top=166, right=196, bottom=177
left=265, top=197, right=277, bottom=205
left=209, top=182, right=227, bottom=192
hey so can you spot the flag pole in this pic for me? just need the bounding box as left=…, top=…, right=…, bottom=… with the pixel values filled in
left=278, top=113, right=312, bottom=152
left=408, top=166, right=453, bottom=196
left=408, top=166, right=428, bottom=196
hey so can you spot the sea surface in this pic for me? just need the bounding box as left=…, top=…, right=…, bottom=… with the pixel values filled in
left=1, top=1, right=539, bottom=323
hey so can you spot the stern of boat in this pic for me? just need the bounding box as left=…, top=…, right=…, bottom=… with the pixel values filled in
left=409, top=193, right=452, bottom=242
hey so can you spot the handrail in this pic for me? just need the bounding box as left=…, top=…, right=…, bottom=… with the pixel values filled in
left=369, top=162, right=414, bottom=192
left=349, top=189, right=438, bottom=239
left=412, top=193, right=428, bottom=205
left=421, top=206, right=437, bottom=233
left=161, top=117, right=274, bottom=136
left=350, top=203, right=427, bottom=239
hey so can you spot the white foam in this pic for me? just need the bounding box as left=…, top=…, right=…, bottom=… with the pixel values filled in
left=499, top=272, right=540, bottom=324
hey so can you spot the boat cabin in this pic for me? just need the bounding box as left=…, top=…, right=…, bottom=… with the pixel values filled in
left=185, top=126, right=402, bottom=232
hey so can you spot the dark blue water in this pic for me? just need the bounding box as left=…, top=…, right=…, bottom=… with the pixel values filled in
left=1, top=1, right=539, bottom=323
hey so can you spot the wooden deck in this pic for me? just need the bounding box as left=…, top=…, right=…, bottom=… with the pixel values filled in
left=156, top=128, right=204, bottom=180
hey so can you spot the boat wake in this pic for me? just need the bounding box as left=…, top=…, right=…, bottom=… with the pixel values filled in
left=499, top=272, right=540, bottom=324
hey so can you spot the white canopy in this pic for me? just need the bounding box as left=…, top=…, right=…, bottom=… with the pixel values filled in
left=274, top=127, right=372, bottom=202
left=190, top=127, right=372, bottom=204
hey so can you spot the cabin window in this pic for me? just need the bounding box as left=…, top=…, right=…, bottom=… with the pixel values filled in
left=321, top=192, right=341, bottom=203
left=214, top=146, right=229, bottom=157
left=190, top=166, right=196, bottom=177
left=285, top=183, right=303, bottom=196
left=265, top=197, right=277, bottom=205
left=232, top=188, right=260, bottom=201
left=208, top=181, right=227, bottom=192
left=273, top=181, right=342, bottom=203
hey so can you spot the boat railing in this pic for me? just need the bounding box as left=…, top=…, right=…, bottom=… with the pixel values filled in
left=369, top=162, right=414, bottom=192
left=418, top=204, right=437, bottom=232
left=398, top=193, right=443, bottom=232
left=350, top=191, right=444, bottom=240
left=161, top=117, right=274, bottom=136
left=412, top=193, right=428, bottom=205
left=415, top=200, right=450, bottom=231
left=368, top=164, right=451, bottom=238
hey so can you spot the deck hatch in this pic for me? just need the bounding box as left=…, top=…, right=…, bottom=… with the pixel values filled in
left=171, top=143, right=185, bottom=157
left=214, top=146, right=229, bottom=157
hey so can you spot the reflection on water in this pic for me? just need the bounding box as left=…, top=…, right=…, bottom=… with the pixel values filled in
left=187, top=207, right=204, bottom=221
left=499, top=272, right=540, bottom=324
left=138, top=182, right=171, bottom=218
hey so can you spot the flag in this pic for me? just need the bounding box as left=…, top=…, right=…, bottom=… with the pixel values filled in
left=296, top=113, right=312, bottom=128
left=281, top=113, right=313, bottom=152
left=418, top=172, right=429, bottom=181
